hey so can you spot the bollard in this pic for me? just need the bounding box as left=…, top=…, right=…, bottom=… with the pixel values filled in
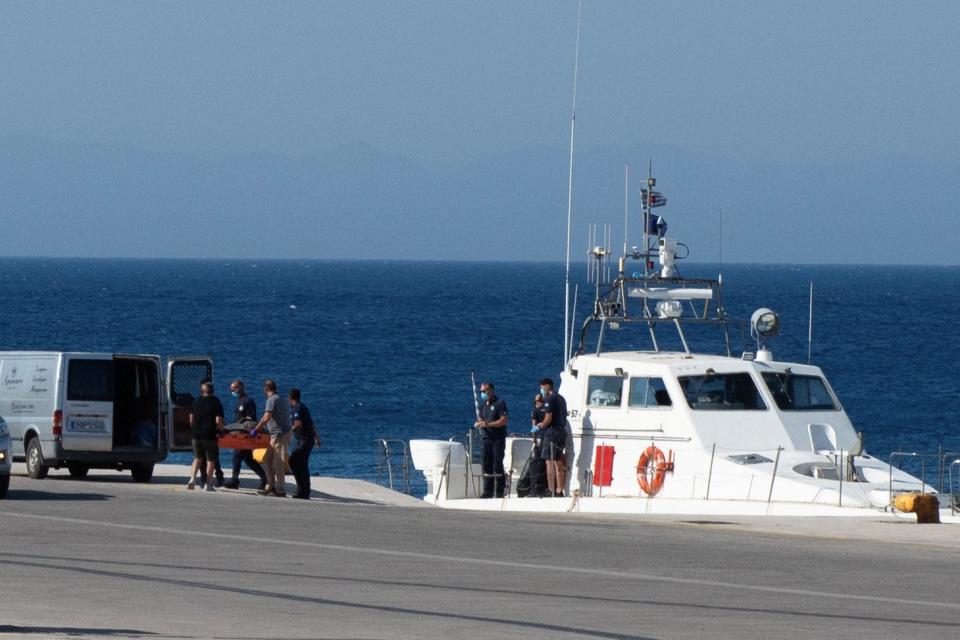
left=893, top=493, right=940, bottom=524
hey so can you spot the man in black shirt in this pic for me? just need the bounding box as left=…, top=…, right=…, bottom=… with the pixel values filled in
left=288, top=388, right=322, bottom=499
left=222, top=379, right=267, bottom=490
left=188, top=381, right=225, bottom=491
left=474, top=381, right=508, bottom=498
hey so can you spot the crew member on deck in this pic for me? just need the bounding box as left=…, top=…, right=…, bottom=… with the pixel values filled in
left=475, top=381, right=508, bottom=498
left=536, top=377, right=568, bottom=498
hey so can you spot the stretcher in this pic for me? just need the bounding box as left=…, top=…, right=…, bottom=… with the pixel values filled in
left=218, top=421, right=271, bottom=450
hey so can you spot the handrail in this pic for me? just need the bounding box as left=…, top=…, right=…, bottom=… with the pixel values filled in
left=886, top=450, right=960, bottom=506
left=373, top=438, right=411, bottom=494
left=949, top=459, right=960, bottom=516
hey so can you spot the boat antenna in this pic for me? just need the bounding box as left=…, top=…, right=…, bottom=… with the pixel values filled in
left=563, top=0, right=582, bottom=369
left=807, top=281, right=814, bottom=364
left=719, top=207, right=723, bottom=266
left=623, top=164, right=629, bottom=257
left=568, top=284, right=579, bottom=360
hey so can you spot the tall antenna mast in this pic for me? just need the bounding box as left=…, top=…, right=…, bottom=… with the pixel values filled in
left=719, top=207, right=723, bottom=266
left=807, top=281, right=814, bottom=364
left=642, top=159, right=653, bottom=277
left=623, top=164, right=629, bottom=257
left=563, top=0, right=582, bottom=367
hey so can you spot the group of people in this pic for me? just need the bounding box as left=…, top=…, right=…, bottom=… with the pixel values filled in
left=187, top=378, right=322, bottom=499
left=473, top=377, right=568, bottom=499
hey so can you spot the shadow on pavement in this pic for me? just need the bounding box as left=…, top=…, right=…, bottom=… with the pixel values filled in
left=5, top=489, right=111, bottom=501
left=0, top=625, right=154, bottom=636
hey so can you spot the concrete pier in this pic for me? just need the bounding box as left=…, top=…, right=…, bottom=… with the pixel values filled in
left=1, top=464, right=958, bottom=639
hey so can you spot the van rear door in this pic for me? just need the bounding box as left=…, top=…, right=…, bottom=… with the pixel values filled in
left=166, top=357, right=213, bottom=452
left=62, top=355, right=114, bottom=452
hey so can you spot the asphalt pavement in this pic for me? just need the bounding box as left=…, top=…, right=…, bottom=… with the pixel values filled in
left=1, top=464, right=958, bottom=640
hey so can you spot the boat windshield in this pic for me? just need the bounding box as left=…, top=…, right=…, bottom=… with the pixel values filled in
left=761, top=372, right=838, bottom=411
left=679, top=372, right=767, bottom=411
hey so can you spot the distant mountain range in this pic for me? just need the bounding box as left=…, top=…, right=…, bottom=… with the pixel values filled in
left=2, top=135, right=958, bottom=264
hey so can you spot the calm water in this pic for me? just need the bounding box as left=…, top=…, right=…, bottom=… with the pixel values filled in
left=2, top=258, right=959, bottom=492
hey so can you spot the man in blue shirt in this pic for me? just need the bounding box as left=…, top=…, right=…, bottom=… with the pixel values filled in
left=474, top=381, right=508, bottom=498
left=288, top=388, right=322, bottom=499
left=222, top=379, right=267, bottom=490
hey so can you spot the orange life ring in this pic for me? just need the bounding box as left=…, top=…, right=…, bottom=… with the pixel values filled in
left=636, top=446, right=672, bottom=496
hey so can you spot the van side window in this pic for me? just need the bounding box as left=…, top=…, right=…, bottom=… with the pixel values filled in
left=628, top=377, right=672, bottom=408
left=67, top=360, right=114, bottom=401
left=587, top=376, right=623, bottom=407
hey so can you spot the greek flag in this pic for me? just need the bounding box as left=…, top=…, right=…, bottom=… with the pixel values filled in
left=640, top=188, right=667, bottom=208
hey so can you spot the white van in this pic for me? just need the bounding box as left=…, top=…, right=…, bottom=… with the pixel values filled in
left=0, top=352, right=212, bottom=482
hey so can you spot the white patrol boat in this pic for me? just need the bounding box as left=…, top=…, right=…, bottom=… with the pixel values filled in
left=408, top=172, right=958, bottom=521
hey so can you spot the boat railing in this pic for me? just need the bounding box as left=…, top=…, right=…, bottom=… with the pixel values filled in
left=576, top=270, right=752, bottom=358
left=578, top=441, right=888, bottom=508
left=373, top=438, right=411, bottom=494
left=887, top=449, right=960, bottom=508
left=451, top=433, right=481, bottom=498
left=949, top=459, right=960, bottom=515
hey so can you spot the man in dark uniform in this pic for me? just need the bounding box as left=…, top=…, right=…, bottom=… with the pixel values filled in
left=288, top=388, right=321, bottom=499
left=474, top=381, right=508, bottom=498
left=222, top=379, right=267, bottom=490
left=537, top=377, right=569, bottom=497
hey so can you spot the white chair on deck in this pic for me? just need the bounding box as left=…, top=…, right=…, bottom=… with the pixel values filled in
left=808, top=423, right=838, bottom=454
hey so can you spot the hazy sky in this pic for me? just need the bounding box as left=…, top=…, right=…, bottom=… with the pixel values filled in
left=2, top=2, right=959, bottom=263
left=3, top=1, right=957, bottom=170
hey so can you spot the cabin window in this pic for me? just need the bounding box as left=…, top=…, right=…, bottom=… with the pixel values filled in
left=587, top=376, right=623, bottom=407
left=67, top=359, right=114, bottom=402
left=762, top=373, right=838, bottom=411
left=678, top=372, right=767, bottom=410
left=628, top=377, right=672, bottom=408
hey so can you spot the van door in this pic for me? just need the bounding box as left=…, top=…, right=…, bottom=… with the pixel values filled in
left=166, top=357, right=213, bottom=452
left=62, top=355, right=115, bottom=452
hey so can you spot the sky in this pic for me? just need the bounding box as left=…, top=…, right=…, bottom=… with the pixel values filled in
left=1, top=1, right=959, bottom=262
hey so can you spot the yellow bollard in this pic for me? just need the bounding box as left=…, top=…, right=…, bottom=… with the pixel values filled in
left=893, top=493, right=940, bottom=524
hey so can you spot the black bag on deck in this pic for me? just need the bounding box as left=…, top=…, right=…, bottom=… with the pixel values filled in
left=516, top=445, right=548, bottom=498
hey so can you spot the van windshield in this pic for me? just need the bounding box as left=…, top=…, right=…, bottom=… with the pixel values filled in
left=67, top=360, right=114, bottom=401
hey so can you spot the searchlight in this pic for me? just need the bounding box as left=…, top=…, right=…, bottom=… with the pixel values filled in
left=751, top=308, right=780, bottom=360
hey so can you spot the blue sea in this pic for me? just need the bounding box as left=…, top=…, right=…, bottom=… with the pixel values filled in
left=2, top=258, right=959, bottom=493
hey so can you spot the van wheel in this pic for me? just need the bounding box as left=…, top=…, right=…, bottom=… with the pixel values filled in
left=67, top=464, right=89, bottom=479
left=131, top=463, right=154, bottom=483
left=0, top=474, right=9, bottom=498
left=25, top=438, right=49, bottom=480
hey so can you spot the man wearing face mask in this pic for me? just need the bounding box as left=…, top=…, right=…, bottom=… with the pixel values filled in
left=474, top=381, right=508, bottom=498
left=536, top=377, right=569, bottom=497
left=222, top=379, right=267, bottom=490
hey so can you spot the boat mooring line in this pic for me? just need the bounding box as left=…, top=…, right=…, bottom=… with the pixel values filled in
left=2, top=509, right=958, bottom=612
